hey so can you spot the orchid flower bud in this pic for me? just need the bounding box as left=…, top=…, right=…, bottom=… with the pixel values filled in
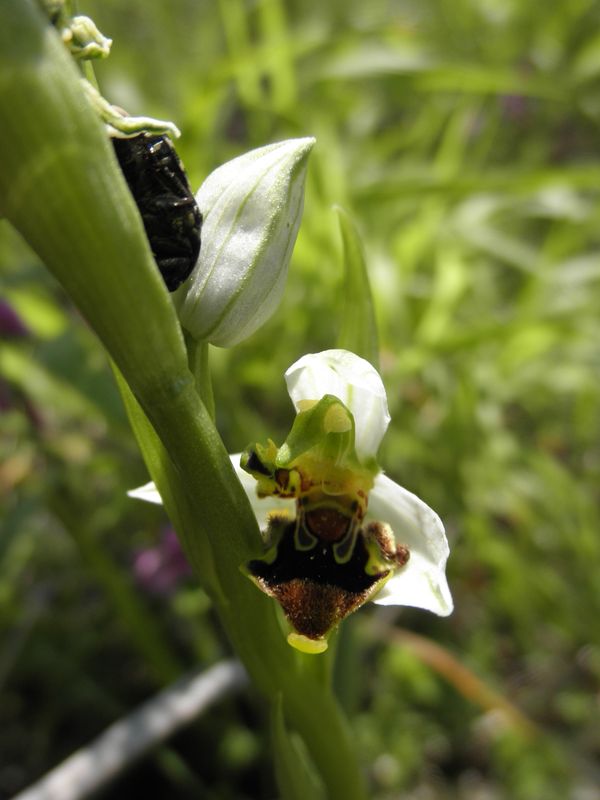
left=176, top=137, right=315, bottom=347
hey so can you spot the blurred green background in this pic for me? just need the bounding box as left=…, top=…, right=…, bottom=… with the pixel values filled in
left=2, top=0, right=600, bottom=797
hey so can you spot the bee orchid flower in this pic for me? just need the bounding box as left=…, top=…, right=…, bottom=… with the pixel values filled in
left=129, top=350, right=452, bottom=653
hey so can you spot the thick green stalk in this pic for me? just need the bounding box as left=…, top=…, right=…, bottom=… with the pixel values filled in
left=184, top=334, right=215, bottom=420
left=0, top=5, right=367, bottom=797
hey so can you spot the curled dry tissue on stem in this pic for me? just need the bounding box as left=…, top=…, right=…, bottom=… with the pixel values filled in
left=131, top=350, right=453, bottom=654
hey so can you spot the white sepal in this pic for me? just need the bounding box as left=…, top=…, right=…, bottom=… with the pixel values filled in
left=368, top=474, right=453, bottom=616
left=285, top=349, right=390, bottom=462
left=128, top=455, right=295, bottom=532
left=127, top=481, right=163, bottom=505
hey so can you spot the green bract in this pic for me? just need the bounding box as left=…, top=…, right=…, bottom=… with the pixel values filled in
left=176, top=138, right=315, bottom=347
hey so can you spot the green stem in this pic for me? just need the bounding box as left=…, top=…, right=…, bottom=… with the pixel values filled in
left=0, top=6, right=367, bottom=797
left=184, top=333, right=215, bottom=420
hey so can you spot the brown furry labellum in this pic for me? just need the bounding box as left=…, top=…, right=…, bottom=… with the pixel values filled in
left=245, top=509, right=409, bottom=646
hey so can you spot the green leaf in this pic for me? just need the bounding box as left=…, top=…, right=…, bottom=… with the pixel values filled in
left=334, top=205, right=380, bottom=370
left=113, top=364, right=221, bottom=599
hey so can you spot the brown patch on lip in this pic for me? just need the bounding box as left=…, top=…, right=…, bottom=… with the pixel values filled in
left=246, top=515, right=392, bottom=641
left=252, top=576, right=377, bottom=640
left=304, top=507, right=351, bottom=543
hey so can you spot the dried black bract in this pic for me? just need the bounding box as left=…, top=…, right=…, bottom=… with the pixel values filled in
left=112, top=134, right=202, bottom=292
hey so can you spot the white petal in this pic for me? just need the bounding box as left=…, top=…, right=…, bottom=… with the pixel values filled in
left=284, top=349, right=390, bottom=461
left=229, top=453, right=295, bottom=530
left=128, top=459, right=295, bottom=532
left=127, top=481, right=163, bottom=505
left=367, top=473, right=453, bottom=616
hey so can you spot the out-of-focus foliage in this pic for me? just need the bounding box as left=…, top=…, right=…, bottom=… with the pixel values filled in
left=2, top=0, right=600, bottom=797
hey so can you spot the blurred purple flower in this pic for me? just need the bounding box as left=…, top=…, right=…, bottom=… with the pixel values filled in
left=499, top=94, right=529, bottom=122
left=0, top=300, right=29, bottom=338
left=132, top=528, right=192, bottom=595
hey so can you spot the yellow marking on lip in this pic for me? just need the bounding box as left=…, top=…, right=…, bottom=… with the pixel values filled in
left=287, top=632, right=328, bottom=654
